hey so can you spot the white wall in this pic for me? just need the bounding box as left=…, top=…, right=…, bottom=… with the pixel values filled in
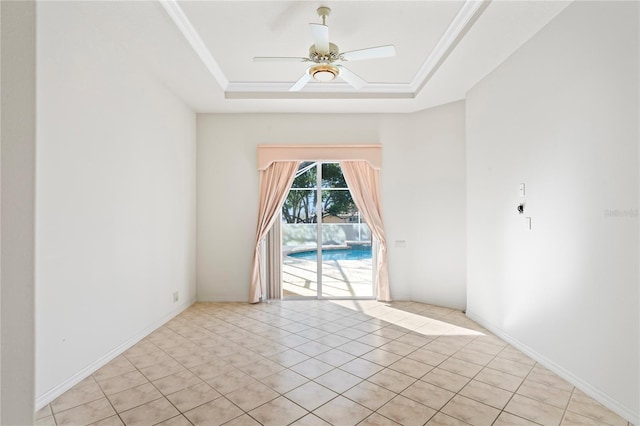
left=466, top=1, right=638, bottom=422
left=197, top=102, right=466, bottom=308
left=384, top=103, right=466, bottom=308
left=1, top=1, right=36, bottom=423
left=35, top=3, right=197, bottom=406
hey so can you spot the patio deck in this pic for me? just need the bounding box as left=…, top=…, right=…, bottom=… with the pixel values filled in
left=282, top=255, right=374, bottom=298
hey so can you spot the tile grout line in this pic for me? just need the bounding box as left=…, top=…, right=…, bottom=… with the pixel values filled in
left=290, top=308, right=473, bottom=425
left=194, top=304, right=522, bottom=426
left=90, top=372, right=134, bottom=426
left=246, top=303, right=400, bottom=425
left=430, top=333, right=510, bottom=425
left=162, top=304, right=333, bottom=425
left=164, top=307, right=260, bottom=425
left=490, top=359, right=543, bottom=426
left=120, top=338, right=201, bottom=425
left=46, top=301, right=629, bottom=426
left=294, top=305, right=493, bottom=425
left=559, top=386, right=577, bottom=426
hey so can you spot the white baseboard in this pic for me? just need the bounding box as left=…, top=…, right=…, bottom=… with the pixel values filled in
left=466, top=311, right=639, bottom=426
left=35, top=298, right=196, bottom=411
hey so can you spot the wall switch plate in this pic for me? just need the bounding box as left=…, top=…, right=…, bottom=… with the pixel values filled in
left=173, top=291, right=179, bottom=303
left=519, top=183, right=526, bottom=197
left=395, top=240, right=406, bottom=248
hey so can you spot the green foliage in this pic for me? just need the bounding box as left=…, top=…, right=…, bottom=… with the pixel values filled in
left=282, top=163, right=357, bottom=223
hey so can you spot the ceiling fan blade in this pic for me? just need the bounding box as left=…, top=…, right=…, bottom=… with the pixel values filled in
left=337, top=66, right=367, bottom=90
left=341, top=45, right=396, bottom=61
left=289, top=72, right=312, bottom=92
left=309, top=23, right=330, bottom=53
left=253, top=57, right=309, bottom=62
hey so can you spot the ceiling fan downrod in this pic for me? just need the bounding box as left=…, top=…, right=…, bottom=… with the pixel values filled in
left=317, top=6, right=331, bottom=25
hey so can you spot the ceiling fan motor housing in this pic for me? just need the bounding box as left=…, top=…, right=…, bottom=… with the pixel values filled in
left=309, top=42, right=340, bottom=63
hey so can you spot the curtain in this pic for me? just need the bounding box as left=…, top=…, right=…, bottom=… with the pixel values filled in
left=266, top=214, right=282, bottom=299
left=340, top=161, right=391, bottom=302
left=250, top=161, right=299, bottom=303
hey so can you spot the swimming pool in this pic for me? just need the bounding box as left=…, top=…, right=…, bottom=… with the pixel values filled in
left=288, top=246, right=372, bottom=261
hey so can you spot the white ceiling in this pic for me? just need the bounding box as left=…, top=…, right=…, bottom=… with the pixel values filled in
left=65, top=0, right=572, bottom=113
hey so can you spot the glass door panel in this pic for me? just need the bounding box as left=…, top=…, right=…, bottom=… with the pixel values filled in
left=282, top=163, right=319, bottom=297
left=320, top=164, right=373, bottom=298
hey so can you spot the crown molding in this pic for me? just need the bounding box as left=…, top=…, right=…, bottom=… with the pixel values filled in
left=159, top=0, right=488, bottom=100
left=225, top=82, right=414, bottom=99
left=410, top=0, right=488, bottom=94
left=158, top=0, right=228, bottom=88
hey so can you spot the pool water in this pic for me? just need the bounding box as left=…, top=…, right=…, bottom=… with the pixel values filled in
left=289, top=246, right=372, bottom=261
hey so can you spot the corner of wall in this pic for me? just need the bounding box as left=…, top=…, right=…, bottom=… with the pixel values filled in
left=1, top=1, right=36, bottom=423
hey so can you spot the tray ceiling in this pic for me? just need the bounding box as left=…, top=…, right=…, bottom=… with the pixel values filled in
left=44, top=1, right=572, bottom=113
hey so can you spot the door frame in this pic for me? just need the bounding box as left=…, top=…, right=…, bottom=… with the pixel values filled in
left=282, top=161, right=377, bottom=300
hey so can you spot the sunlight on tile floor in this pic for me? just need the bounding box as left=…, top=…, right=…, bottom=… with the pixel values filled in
left=36, top=300, right=633, bottom=426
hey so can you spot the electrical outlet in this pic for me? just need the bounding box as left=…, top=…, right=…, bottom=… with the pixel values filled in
left=173, top=291, right=179, bottom=303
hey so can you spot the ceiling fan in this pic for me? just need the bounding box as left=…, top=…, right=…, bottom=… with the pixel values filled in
left=254, top=6, right=396, bottom=92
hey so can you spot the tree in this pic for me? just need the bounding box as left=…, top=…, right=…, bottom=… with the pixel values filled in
left=282, top=163, right=357, bottom=223
left=321, top=163, right=356, bottom=219
left=282, top=163, right=317, bottom=223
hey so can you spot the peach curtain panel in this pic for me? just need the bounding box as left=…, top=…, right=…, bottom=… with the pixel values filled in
left=265, top=215, right=282, bottom=299
left=340, top=161, right=391, bottom=302
left=249, top=161, right=300, bottom=303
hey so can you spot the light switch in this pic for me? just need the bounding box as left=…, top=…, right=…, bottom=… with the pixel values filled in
left=395, top=240, right=406, bottom=248
left=519, top=183, right=526, bottom=197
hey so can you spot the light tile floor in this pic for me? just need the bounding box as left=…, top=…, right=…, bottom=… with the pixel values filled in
left=36, top=300, right=634, bottom=426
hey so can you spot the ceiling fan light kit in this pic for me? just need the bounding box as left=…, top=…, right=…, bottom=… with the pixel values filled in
left=253, top=6, right=396, bottom=91
left=309, top=64, right=339, bottom=81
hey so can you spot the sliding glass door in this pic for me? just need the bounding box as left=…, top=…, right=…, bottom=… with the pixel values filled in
left=281, top=162, right=319, bottom=297
left=281, top=162, right=374, bottom=299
